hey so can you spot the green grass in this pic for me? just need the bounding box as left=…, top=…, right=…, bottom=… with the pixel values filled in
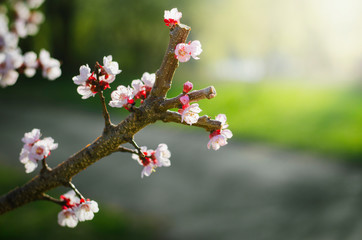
left=0, top=165, right=164, bottom=240
left=189, top=80, right=362, bottom=160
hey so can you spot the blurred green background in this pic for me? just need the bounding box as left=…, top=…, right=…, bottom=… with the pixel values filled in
left=1, top=0, right=362, bottom=239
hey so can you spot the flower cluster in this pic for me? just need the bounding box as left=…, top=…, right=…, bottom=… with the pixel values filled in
left=178, top=81, right=202, bottom=125
left=13, top=0, right=45, bottom=38
left=208, top=114, right=233, bottom=150
left=109, top=72, right=155, bottom=110
left=38, top=49, right=62, bottom=80
left=57, top=190, right=99, bottom=228
left=19, top=128, right=58, bottom=173
left=175, top=40, right=202, bottom=63
left=132, top=143, right=171, bottom=178
left=0, top=1, right=61, bottom=87
left=72, top=55, right=122, bottom=99
left=164, top=8, right=182, bottom=28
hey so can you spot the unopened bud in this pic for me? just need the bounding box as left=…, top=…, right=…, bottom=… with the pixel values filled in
left=180, top=94, right=190, bottom=105
left=183, top=81, right=193, bottom=94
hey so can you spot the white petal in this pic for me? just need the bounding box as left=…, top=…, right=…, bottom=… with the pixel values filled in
left=221, top=129, right=233, bottom=139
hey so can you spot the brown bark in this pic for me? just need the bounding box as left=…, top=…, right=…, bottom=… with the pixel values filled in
left=0, top=24, right=221, bottom=214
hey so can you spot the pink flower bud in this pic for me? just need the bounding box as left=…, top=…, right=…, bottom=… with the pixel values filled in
left=183, top=81, right=193, bottom=94
left=180, top=94, right=190, bottom=105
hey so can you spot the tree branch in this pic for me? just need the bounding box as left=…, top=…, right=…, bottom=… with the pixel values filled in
left=150, top=24, right=191, bottom=98
left=161, top=111, right=222, bottom=132
left=161, top=86, right=217, bottom=110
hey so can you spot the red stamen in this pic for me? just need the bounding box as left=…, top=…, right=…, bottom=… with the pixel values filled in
left=209, top=130, right=221, bottom=139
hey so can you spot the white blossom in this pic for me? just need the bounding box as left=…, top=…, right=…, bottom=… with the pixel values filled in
left=131, top=79, right=144, bottom=95
left=21, top=128, right=41, bottom=146
left=62, top=190, right=80, bottom=205
left=0, top=69, right=19, bottom=87
left=109, top=85, right=133, bottom=108
left=102, top=55, right=121, bottom=76
left=75, top=200, right=99, bottom=222
left=19, top=148, right=38, bottom=173
left=19, top=129, right=58, bottom=173
left=132, top=145, right=171, bottom=178
left=39, top=49, right=61, bottom=80
left=27, top=0, right=45, bottom=9
left=23, top=51, right=38, bottom=77
left=188, top=40, right=202, bottom=60
left=58, top=208, right=78, bottom=228
left=72, top=64, right=91, bottom=85
left=175, top=40, right=202, bottom=62
left=29, top=137, right=57, bottom=161
left=77, top=85, right=94, bottom=99
left=154, top=143, right=171, bottom=167
left=207, top=114, right=233, bottom=150
left=164, top=8, right=182, bottom=26
left=141, top=72, right=155, bottom=88
left=180, top=103, right=202, bottom=125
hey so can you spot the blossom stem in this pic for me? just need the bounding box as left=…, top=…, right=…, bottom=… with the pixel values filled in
left=93, top=63, right=111, bottom=128
left=41, top=193, right=65, bottom=206
left=67, top=182, right=85, bottom=200
left=40, top=157, right=52, bottom=174
left=118, top=146, right=138, bottom=154
left=129, top=139, right=145, bottom=158
left=99, top=91, right=111, bottom=127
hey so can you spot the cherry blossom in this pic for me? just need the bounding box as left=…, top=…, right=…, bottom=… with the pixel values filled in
left=179, top=103, right=202, bottom=125
left=19, top=129, right=58, bottom=173
left=129, top=72, right=156, bottom=100
left=57, top=190, right=99, bottom=227
left=164, top=8, right=182, bottom=27
left=0, top=49, right=23, bottom=87
left=0, top=31, right=19, bottom=51
left=39, top=49, right=61, bottom=80
left=61, top=190, right=80, bottom=207
left=58, top=208, right=78, bottom=228
left=0, top=1, right=57, bottom=87
left=75, top=199, right=99, bottom=222
left=131, top=79, right=146, bottom=100
left=207, top=114, right=233, bottom=150
left=29, top=137, right=58, bottom=161
left=27, top=0, right=45, bottom=9
left=109, top=85, right=134, bottom=108
left=174, top=43, right=190, bottom=62
left=141, top=72, right=155, bottom=90
left=132, top=145, right=171, bottom=178
left=175, top=40, right=202, bottom=62
left=23, top=51, right=38, bottom=77
left=21, top=128, right=41, bottom=148
left=154, top=143, right=171, bottom=167
left=77, top=84, right=96, bottom=99
left=73, top=56, right=121, bottom=99
left=188, top=40, right=202, bottom=60
left=102, top=55, right=121, bottom=76
left=13, top=2, right=44, bottom=38
left=72, top=64, right=91, bottom=85
left=19, top=148, right=38, bottom=173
